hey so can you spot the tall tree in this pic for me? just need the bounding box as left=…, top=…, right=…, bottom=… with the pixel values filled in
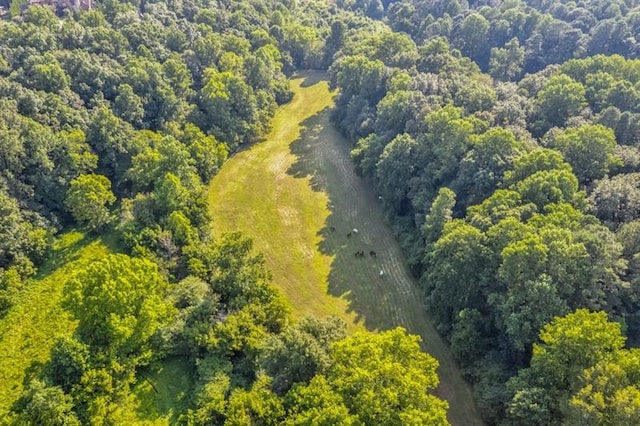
left=327, top=328, right=448, bottom=425
left=65, top=174, right=116, bottom=231
left=65, top=254, right=174, bottom=367
left=550, top=124, right=619, bottom=184
left=536, top=74, right=587, bottom=133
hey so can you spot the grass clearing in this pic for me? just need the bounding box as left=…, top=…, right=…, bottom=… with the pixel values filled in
left=209, top=72, right=358, bottom=326
left=0, top=231, right=116, bottom=418
left=133, top=357, right=195, bottom=424
left=208, top=71, right=484, bottom=425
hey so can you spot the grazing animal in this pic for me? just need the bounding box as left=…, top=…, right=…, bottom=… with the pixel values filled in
left=355, top=250, right=364, bottom=257
left=352, top=228, right=359, bottom=234
left=369, top=250, right=377, bottom=258
left=347, top=232, right=352, bottom=238
left=330, top=226, right=336, bottom=231
left=379, top=270, right=384, bottom=277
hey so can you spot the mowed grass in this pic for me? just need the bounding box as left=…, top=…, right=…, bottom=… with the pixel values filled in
left=209, top=72, right=359, bottom=326
left=208, top=71, right=484, bottom=425
left=0, top=231, right=114, bottom=418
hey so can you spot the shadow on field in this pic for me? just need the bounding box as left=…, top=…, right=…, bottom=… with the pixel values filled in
left=287, top=107, right=400, bottom=332
left=35, top=233, right=92, bottom=278
left=297, top=70, right=327, bottom=88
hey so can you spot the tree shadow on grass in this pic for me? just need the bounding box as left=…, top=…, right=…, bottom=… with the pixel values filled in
left=285, top=85, right=484, bottom=426
left=294, top=70, right=328, bottom=88
left=287, top=107, right=403, bottom=332
left=35, top=229, right=121, bottom=279
left=134, top=356, right=195, bottom=424
left=35, top=232, right=92, bottom=279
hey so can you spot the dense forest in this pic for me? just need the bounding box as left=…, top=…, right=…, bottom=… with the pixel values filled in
left=1, top=0, right=640, bottom=424
left=331, top=0, right=640, bottom=423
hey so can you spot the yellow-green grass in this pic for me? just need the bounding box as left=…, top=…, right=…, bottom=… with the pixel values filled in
left=209, top=72, right=359, bottom=327
left=208, top=71, right=484, bottom=425
left=0, top=231, right=114, bottom=418
left=0, top=232, right=194, bottom=425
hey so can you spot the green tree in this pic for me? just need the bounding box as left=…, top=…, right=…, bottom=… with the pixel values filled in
left=489, top=38, right=525, bottom=81
left=154, top=172, right=192, bottom=216
left=513, top=169, right=583, bottom=211
left=29, top=61, right=70, bottom=93
left=260, top=317, right=346, bottom=394
left=496, top=274, right=569, bottom=351
left=48, top=337, right=90, bottom=393
left=284, top=376, right=357, bottom=425
left=200, top=68, right=262, bottom=146
left=590, top=173, right=640, bottom=225
left=536, top=74, right=587, bottom=132
left=329, top=54, right=387, bottom=106
left=0, top=189, right=46, bottom=268
left=454, top=127, right=524, bottom=206
left=375, top=134, right=416, bottom=214
left=12, top=380, right=80, bottom=426
left=453, top=13, right=490, bottom=67
left=86, top=107, right=135, bottom=181
left=568, top=350, right=640, bottom=425
left=113, top=84, right=145, bottom=127
left=327, top=328, right=448, bottom=425
left=65, top=174, right=116, bottom=231
left=504, top=149, right=573, bottom=186
left=454, top=79, right=497, bottom=114
left=65, top=254, right=174, bottom=366
left=507, top=310, right=626, bottom=424
left=224, top=375, right=284, bottom=426
left=181, top=123, right=228, bottom=182
left=423, top=187, right=456, bottom=248
left=551, top=124, right=619, bottom=184
left=425, top=220, right=491, bottom=331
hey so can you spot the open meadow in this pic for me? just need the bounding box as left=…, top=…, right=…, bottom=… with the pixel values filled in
left=208, top=72, right=483, bottom=425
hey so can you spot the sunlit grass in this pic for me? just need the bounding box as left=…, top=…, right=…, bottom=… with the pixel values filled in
left=208, top=72, right=484, bottom=425
left=0, top=231, right=114, bottom=418
left=208, top=71, right=361, bottom=327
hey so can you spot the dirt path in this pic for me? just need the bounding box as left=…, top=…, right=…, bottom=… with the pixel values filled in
left=208, top=72, right=483, bottom=425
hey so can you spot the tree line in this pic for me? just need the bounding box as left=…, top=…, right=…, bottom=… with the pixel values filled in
left=328, top=1, right=640, bottom=423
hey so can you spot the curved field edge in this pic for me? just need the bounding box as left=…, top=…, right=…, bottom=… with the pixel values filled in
left=207, top=71, right=484, bottom=425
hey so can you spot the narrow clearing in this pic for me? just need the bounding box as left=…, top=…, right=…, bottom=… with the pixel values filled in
left=208, top=72, right=483, bottom=425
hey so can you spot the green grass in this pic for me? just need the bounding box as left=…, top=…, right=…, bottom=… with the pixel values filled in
left=0, top=231, right=194, bottom=425
left=208, top=71, right=484, bottom=425
left=209, top=72, right=357, bottom=326
left=133, top=357, right=195, bottom=424
left=0, top=231, right=115, bottom=418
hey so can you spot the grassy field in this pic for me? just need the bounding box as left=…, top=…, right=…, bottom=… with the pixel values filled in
left=208, top=71, right=484, bottom=425
left=0, top=231, right=192, bottom=424
left=0, top=231, right=114, bottom=418
left=133, top=357, right=194, bottom=424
